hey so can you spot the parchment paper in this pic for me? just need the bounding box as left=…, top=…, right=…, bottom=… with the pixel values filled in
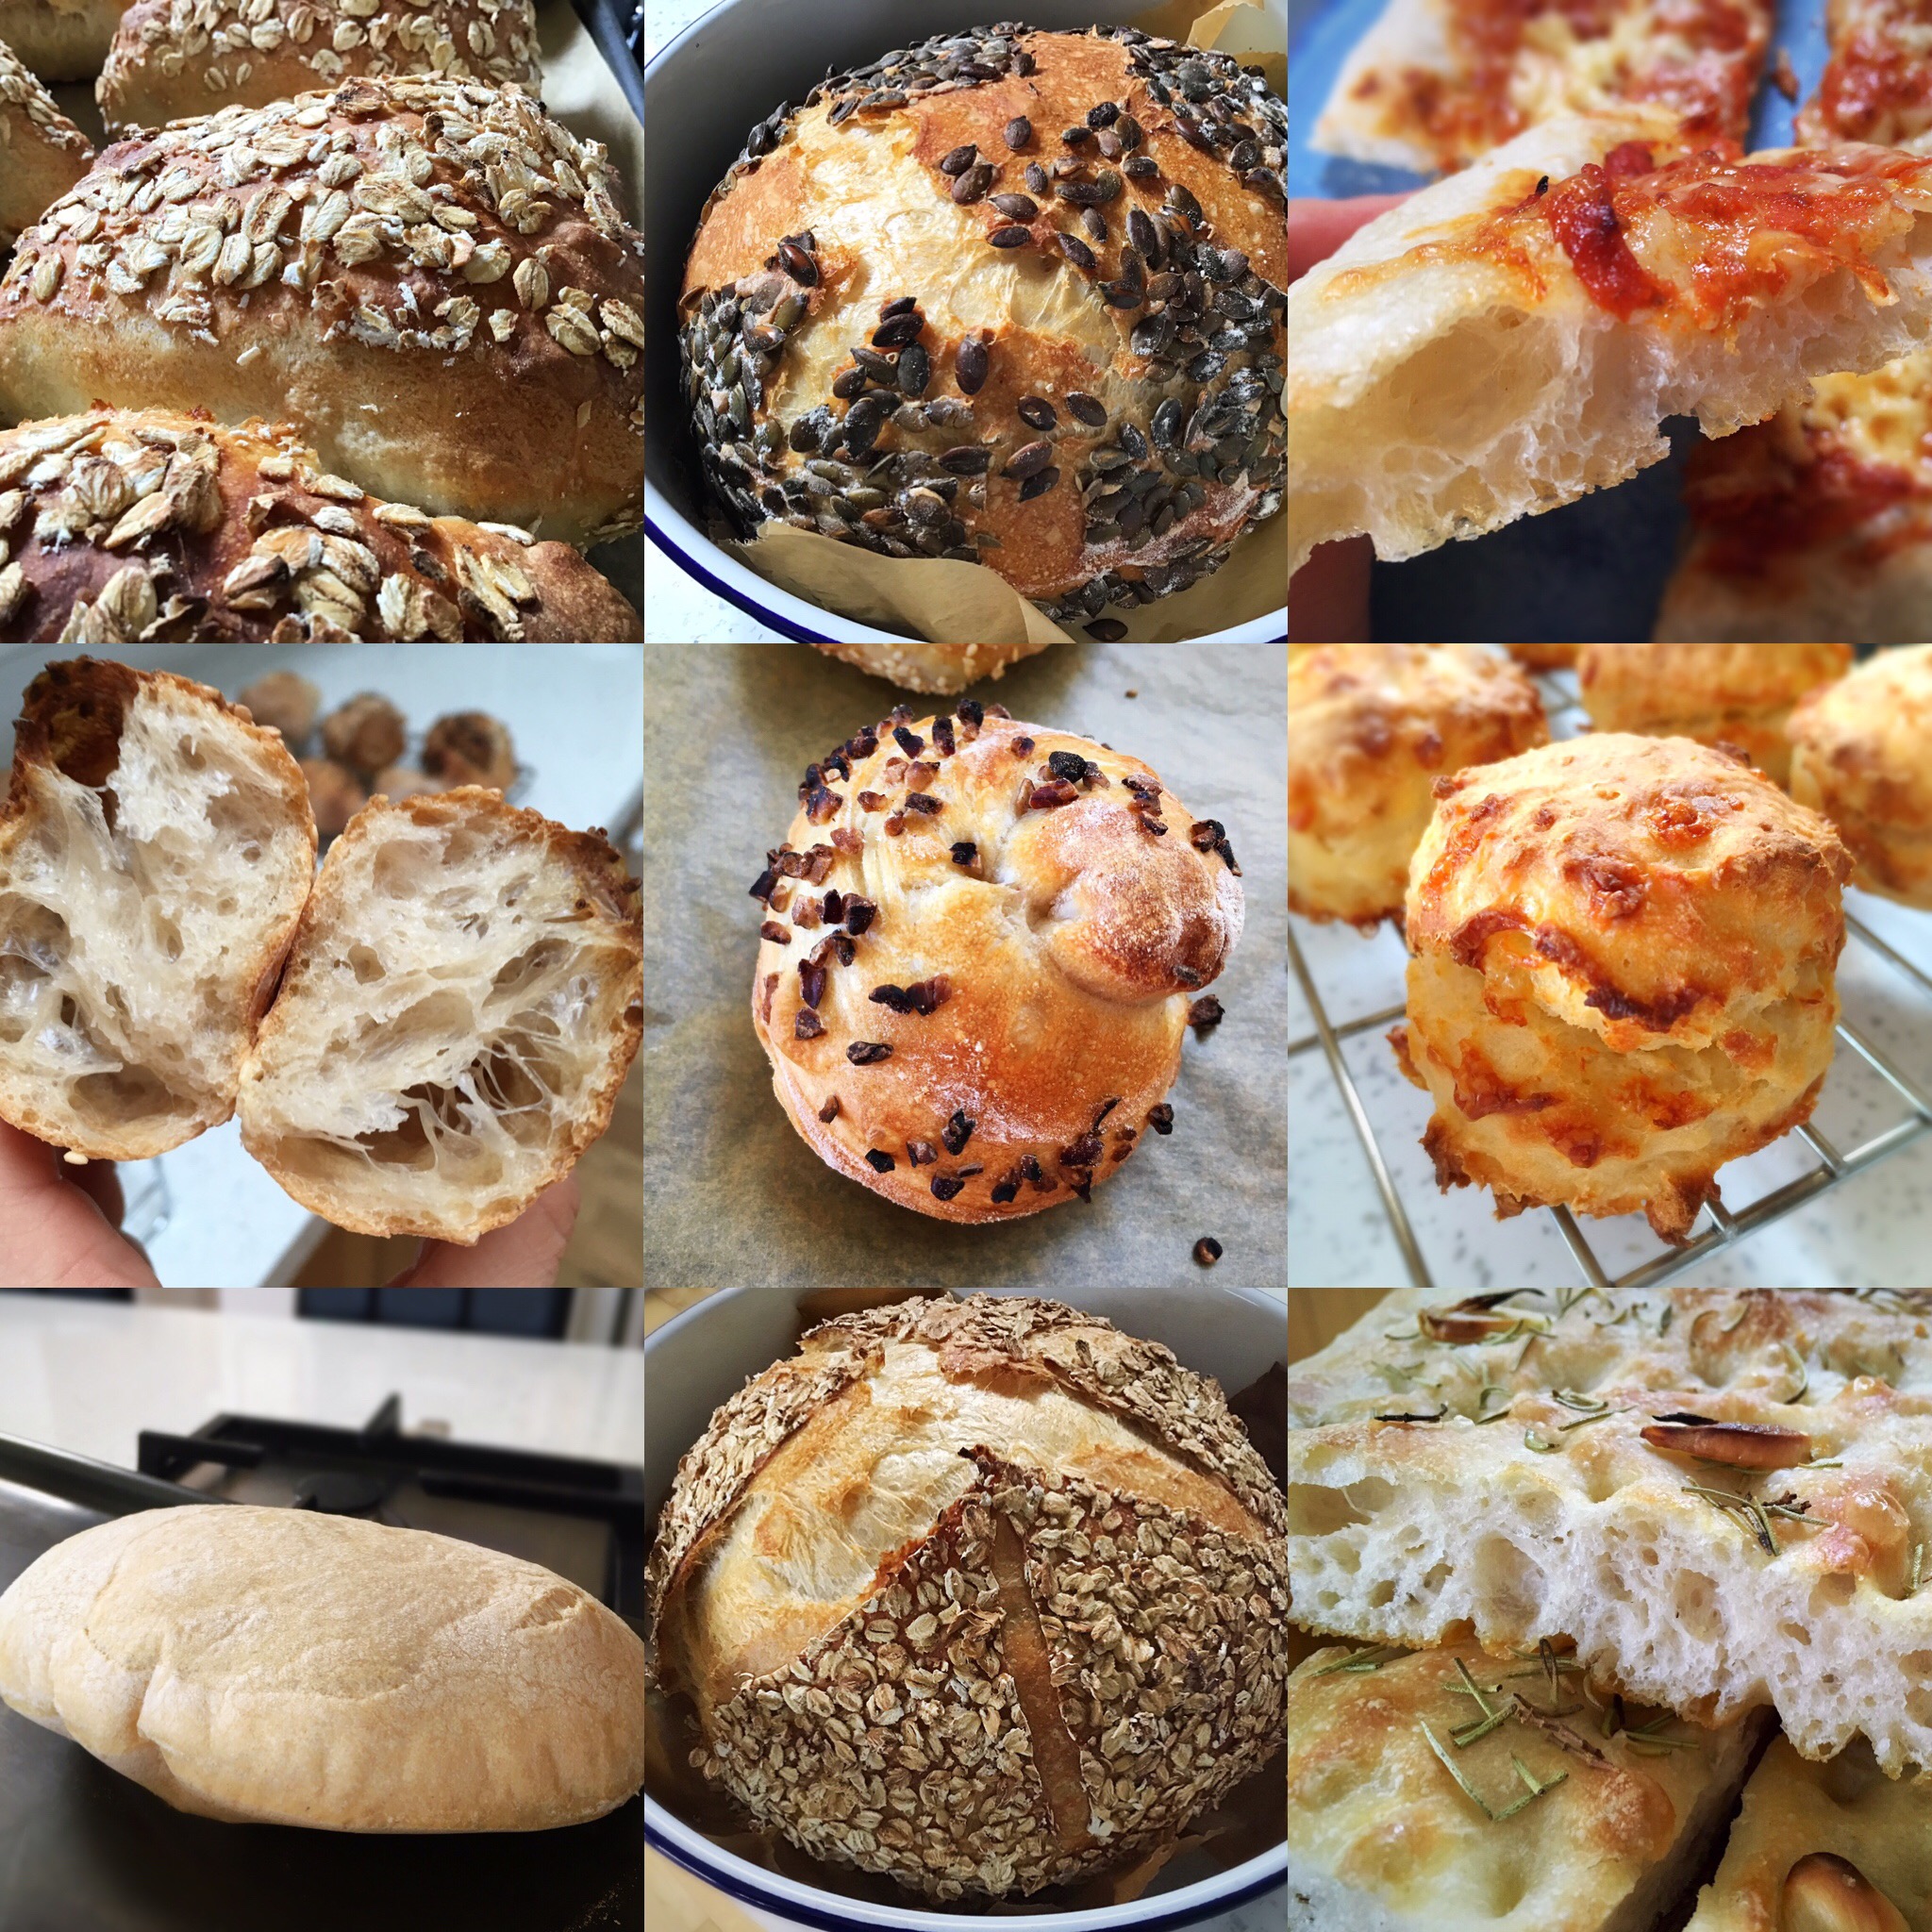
left=642, top=641, right=1286, bottom=1289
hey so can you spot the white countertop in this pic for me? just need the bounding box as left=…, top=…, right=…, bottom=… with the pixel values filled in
left=0, top=1298, right=641, bottom=1469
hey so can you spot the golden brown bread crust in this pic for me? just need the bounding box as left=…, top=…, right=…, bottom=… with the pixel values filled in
left=809, top=641, right=1054, bottom=695
left=1505, top=642, right=1579, bottom=668
left=98, top=0, right=539, bottom=136
left=0, top=40, right=91, bottom=247
left=1787, top=642, right=1932, bottom=908
left=0, top=0, right=126, bottom=80
left=0, top=409, right=641, bottom=641
left=1399, top=733, right=1853, bottom=1241
left=749, top=703, right=1244, bottom=1222
left=1289, top=643, right=1549, bottom=930
left=0, top=78, right=644, bottom=546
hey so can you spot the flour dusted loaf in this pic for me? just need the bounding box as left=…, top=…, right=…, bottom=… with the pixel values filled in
left=0, top=39, right=90, bottom=247
left=0, top=1505, right=644, bottom=1830
left=0, top=77, right=645, bottom=547
left=680, top=24, right=1284, bottom=633
left=0, top=410, right=641, bottom=642
left=99, top=0, right=538, bottom=136
left=237, top=788, right=641, bottom=1242
left=648, top=1293, right=1290, bottom=1900
left=0, top=658, right=313, bottom=1158
left=1288, top=1288, right=1932, bottom=1775
left=748, top=700, right=1243, bottom=1221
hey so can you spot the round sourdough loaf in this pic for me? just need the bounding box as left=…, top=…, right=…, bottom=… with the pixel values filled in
left=0, top=78, right=644, bottom=546
left=0, top=1506, right=645, bottom=1831
left=0, top=39, right=91, bottom=248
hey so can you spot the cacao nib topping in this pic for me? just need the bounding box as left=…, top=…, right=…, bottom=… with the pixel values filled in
left=843, top=895, right=877, bottom=934
left=887, top=704, right=914, bottom=724
left=990, top=1171, right=1022, bottom=1204
left=749, top=866, right=780, bottom=902
left=793, top=897, right=823, bottom=930
left=906, top=759, right=939, bottom=786
left=1021, top=1154, right=1049, bottom=1191
left=1193, top=1236, right=1223, bottom=1266
left=864, top=1149, right=895, bottom=1173
left=847, top=1041, right=893, bottom=1065
left=885, top=813, right=906, bottom=835
left=958, top=699, right=985, bottom=727
left=870, top=975, right=951, bottom=1015
left=1191, top=817, right=1241, bottom=874
left=1091, top=1095, right=1122, bottom=1127
left=818, top=1095, right=841, bottom=1123
left=832, top=827, right=862, bottom=853
left=1174, top=963, right=1202, bottom=986
left=1140, top=816, right=1169, bottom=837
left=1047, top=749, right=1092, bottom=784
left=758, top=973, right=776, bottom=1024
left=893, top=724, right=925, bottom=757
left=941, top=1109, right=975, bottom=1155
left=950, top=840, right=977, bottom=866
left=1010, top=733, right=1034, bottom=754
left=1146, top=1103, right=1174, bottom=1135
left=804, top=846, right=835, bottom=883
left=906, top=1139, right=938, bottom=1167
left=823, top=889, right=845, bottom=924
left=849, top=725, right=879, bottom=759
left=930, top=1174, right=966, bottom=1202
left=932, top=716, right=957, bottom=756
left=804, top=783, right=841, bottom=824
left=1060, top=1132, right=1103, bottom=1168
left=1024, top=777, right=1077, bottom=810
left=858, top=789, right=888, bottom=810
left=759, top=921, right=791, bottom=944
left=831, top=933, right=856, bottom=965
left=799, top=958, right=826, bottom=1008
left=794, top=1008, right=824, bottom=1040
left=1123, top=773, right=1160, bottom=796
left=1189, top=994, right=1224, bottom=1032
left=906, top=791, right=941, bottom=814
left=1069, top=1174, right=1094, bottom=1203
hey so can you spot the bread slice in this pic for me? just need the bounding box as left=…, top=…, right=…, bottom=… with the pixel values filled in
left=1289, top=1289, right=1932, bottom=1774
left=236, top=788, right=641, bottom=1242
left=1289, top=1638, right=1773, bottom=1932
left=1289, top=108, right=1932, bottom=575
left=0, top=658, right=314, bottom=1159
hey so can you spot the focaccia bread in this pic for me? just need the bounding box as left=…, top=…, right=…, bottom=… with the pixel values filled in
left=1289, top=1289, right=1932, bottom=1774
left=1684, top=1735, right=1932, bottom=1931
left=1289, top=109, right=1932, bottom=575
left=1289, top=1638, right=1774, bottom=1932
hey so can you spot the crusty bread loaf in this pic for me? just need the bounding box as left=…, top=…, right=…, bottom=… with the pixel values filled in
left=421, top=709, right=513, bottom=789
left=0, top=38, right=90, bottom=247
left=0, top=1505, right=645, bottom=1831
left=0, top=409, right=641, bottom=642
left=0, top=78, right=645, bottom=546
left=237, top=789, right=642, bottom=1242
left=0, top=658, right=314, bottom=1158
left=99, top=0, right=539, bottom=136
left=809, top=641, right=1054, bottom=695
left=0, top=0, right=127, bottom=81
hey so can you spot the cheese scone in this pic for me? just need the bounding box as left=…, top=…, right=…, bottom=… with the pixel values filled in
left=1288, top=1288, right=1932, bottom=1774
left=1290, top=1638, right=1773, bottom=1932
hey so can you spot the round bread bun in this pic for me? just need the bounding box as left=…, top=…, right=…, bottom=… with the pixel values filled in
left=1290, top=643, right=1549, bottom=930
left=679, top=25, right=1284, bottom=631
left=236, top=670, right=320, bottom=745
left=1505, top=643, right=1578, bottom=668
left=0, top=1505, right=644, bottom=1831
left=0, top=39, right=90, bottom=248
left=1578, top=643, right=1854, bottom=786
left=298, top=756, right=367, bottom=838
left=808, top=640, right=1054, bottom=694
left=0, top=0, right=123, bottom=80
left=422, top=710, right=515, bottom=790
left=0, top=79, right=644, bottom=547
left=320, top=691, right=405, bottom=774
left=1788, top=642, right=1932, bottom=909
left=1397, top=733, right=1852, bottom=1243
left=749, top=700, right=1244, bottom=1221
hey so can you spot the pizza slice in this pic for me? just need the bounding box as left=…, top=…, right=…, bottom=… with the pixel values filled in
left=1653, top=349, right=1932, bottom=640
left=1797, top=0, right=1932, bottom=145
left=1312, top=0, right=1773, bottom=176
left=1288, top=108, right=1932, bottom=576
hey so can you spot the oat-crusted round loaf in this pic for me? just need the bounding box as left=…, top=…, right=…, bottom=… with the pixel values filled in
left=99, top=0, right=539, bottom=137
left=646, top=1293, right=1290, bottom=1901
left=679, top=24, right=1285, bottom=633
left=0, top=77, right=644, bottom=546
left=0, top=409, right=641, bottom=641
left=0, top=38, right=91, bottom=247
left=0, top=0, right=125, bottom=81
left=748, top=700, right=1244, bottom=1221
left=1394, top=733, right=1853, bottom=1241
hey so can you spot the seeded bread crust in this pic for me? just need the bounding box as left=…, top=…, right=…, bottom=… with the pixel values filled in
left=0, top=408, right=641, bottom=641
left=0, top=38, right=91, bottom=248
left=0, top=77, right=644, bottom=546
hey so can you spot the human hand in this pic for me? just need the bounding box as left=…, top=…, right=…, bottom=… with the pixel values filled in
left=1289, top=193, right=1411, bottom=642
left=0, top=1123, right=160, bottom=1289
left=386, top=1175, right=581, bottom=1288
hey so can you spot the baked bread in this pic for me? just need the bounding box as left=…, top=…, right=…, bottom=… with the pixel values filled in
left=808, top=641, right=1054, bottom=695
left=98, top=0, right=539, bottom=137
left=1506, top=643, right=1578, bottom=668
left=679, top=25, right=1285, bottom=633
left=0, top=79, right=645, bottom=547
left=236, top=788, right=642, bottom=1242
left=0, top=1504, right=644, bottom=1830
left=1289, top=1638, right=1774, bottom=1932
left=0, top=658, right=314, bottom=1159
left=320, top=691, right=404, bottom=774
left=422, top=709, right=513, bottom=790
left=1395, top=733, right=1852, bottom=1241
left=1289, top=644, right=1549, bottom=930
left=647, top=1293, right=1290, bottom=1900
left=0, top=409, right=642, bottom=643
left=373, top=762, right=438, bottom=800
left=0, top=0, right=126, bottom=80
left=1788, top=641, right=1932, bottom=909
left=1577, top=643, right=1854, bottom=786
left=748, top=699, right=1244, bottom=1221
left=236, top=669, right=319, bottom=744
left=298, top=756, right=365, bottom=837
left=1684, top=1736, right=1931, bottom=1931
left=1287, top=1288, right=1932, bottom=1774
left=0, top=38, right=90, bottom=247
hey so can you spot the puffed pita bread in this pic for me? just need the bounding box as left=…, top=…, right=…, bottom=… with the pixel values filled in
left=0, top=1507, right=645, bottom=1831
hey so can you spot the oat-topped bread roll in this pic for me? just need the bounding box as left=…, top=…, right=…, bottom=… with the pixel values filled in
left=0, top=39, right=91, bottom=246
left=99, top=0, right=539, bottom=136
left=0, top=0, right=126, bottom=80
left=238, top=789, right=643, bottom=1242
left=0, top=658, right=314, bottom=1158
left=680, top=25, right=1284, bottom=636
left=0, top=409, right=640, bottom=641
left=0, top=78, right=644, bottom=547
left=1394, top=733, right=1852, bottom=1241
left=648, top=1293, right=1290, bottom=1899
left=749, top=700, right=1244, bottom=1220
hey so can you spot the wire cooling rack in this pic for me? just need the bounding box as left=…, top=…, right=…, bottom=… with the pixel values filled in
left=1290, top=664, right=1932, bottom=1289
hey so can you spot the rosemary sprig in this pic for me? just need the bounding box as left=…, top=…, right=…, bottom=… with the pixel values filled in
left=1419, top=1722, right=1570, bottom=1822
left=1777, top=1342, right=1809, bottom=1405
left=1312, top=1644, right=1403, bottom=1676
left=1683, top=1483, right=1784, bottom=1556
left=1524, top=1427, right=1560, bottom=1453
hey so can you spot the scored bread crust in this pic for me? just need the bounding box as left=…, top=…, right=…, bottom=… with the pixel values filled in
left=237, top=787, right=641, bottom=1242
left=0, top=1505, right=644, bottom=1831
left=0, top=658, right=315, bottom=1159
left=1288, top=1288, right=1932, bottom=1774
